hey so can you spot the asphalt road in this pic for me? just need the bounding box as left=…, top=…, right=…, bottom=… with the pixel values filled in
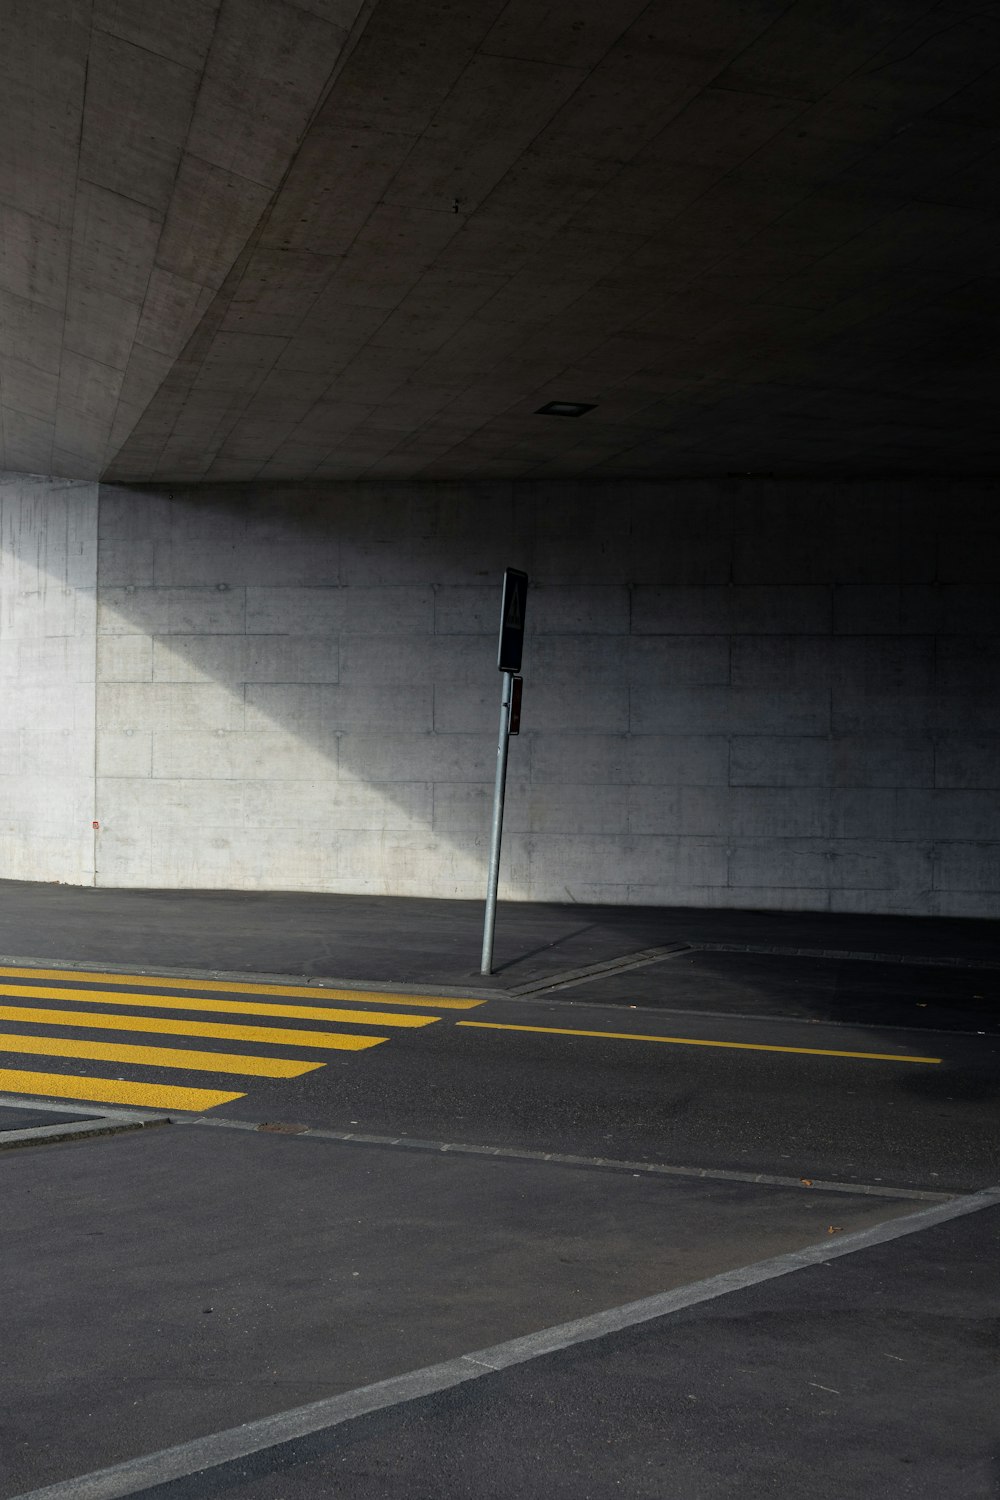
left=1, top=880, right=997, bottom=987
left=132, top=1205, right=1000, bottom=1500
left=0, top=959, right=997, bottom=1193
left=2, top=941, right=998, bottom=1500
left=209, top=1003, right=1000, bottom=1193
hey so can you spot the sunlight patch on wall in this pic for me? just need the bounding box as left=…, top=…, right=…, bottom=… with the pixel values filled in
left=0, top=475, right=99, bottom=884
left=93, top=603, right=516, bottom=898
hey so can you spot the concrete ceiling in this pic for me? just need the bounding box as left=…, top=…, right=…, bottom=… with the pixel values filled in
left=1, top=0, right=999, bottom=484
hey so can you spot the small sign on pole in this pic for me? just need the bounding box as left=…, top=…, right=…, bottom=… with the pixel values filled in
left=481, top=569, right=528, bottom=975
left=498, top=568, right=528, bottom=672
left=509, top=676, right=523, bottom=735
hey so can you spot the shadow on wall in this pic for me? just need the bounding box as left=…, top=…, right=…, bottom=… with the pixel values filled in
left=87, top=477, right=782, bottom=902
left=5, top=474, right=1000, bottom=913
left=96, top=477, right=727, bottom=901
left=94, top=479, right=547, bottom=897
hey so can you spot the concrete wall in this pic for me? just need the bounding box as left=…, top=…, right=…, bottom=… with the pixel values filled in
left=3, top=472, right=998, bottom=915
left=0, top=473, right=98, bottom=883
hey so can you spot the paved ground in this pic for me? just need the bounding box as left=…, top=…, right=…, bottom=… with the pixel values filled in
left=0, top=884, right=997, bottom=1498
left=0, top=957, right=995, bottom=1190
left=1, top=879, right=997, bottom=989
left=1, top=1121, right=930, bottom=1497
left=132, top=1202, right=1000, bottom=1500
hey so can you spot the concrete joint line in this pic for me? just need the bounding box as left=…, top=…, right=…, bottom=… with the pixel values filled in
left=164, top=1112, right=958, bottom=1201
left=10, top=1187, right=1000, bottom=1500
left=0, top=1098, right=954, bottom=1201
left=0, top=1118, right=169, bottom=1151
left=0, top=1095, right=169, bottom=1126
left=506, top=944, right=692, bottom=996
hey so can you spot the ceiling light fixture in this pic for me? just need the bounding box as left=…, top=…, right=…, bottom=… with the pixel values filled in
left=535, top=401, right=596, bottom=417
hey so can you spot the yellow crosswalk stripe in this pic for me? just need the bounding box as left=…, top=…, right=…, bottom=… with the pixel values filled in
left=0, top=966, right=482, bottom=1010
left=0, top=963, right=459, bottom=1115
left=0, top=1068, right=243, bottom=1111
left=0, top=1034, right=324, bottom=1078
left=0, top=1006, right=389, bottom=1051
left=0, top=983, right=439, bottom=1028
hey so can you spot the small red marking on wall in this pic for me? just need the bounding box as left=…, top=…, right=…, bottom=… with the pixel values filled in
left=92, top=821, right=100, bottom=830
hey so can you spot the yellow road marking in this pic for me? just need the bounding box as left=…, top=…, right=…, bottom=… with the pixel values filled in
left=456, top=1021, right=941, bottom=1064
left=0, top=983, right=438, bottom=1028
left=0, top=1034, right=324, bottom=1078
left=0, top=966, right=481, bottom=1010
left=0, top=1006, right=389, bottom=1052
left=0, top=1068, right=242, bottom=1111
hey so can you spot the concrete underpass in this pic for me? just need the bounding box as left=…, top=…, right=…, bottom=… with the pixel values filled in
left=1, top=3, right=998, bottom=1496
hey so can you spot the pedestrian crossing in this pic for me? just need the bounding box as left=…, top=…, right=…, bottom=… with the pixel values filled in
left=0, top=964, right=483, bottom=1113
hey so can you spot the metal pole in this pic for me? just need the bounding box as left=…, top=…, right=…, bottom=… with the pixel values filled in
left=481, top=669, right=513, bottom=975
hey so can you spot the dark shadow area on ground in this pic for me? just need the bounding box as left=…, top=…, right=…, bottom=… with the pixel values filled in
left=572, top=945, right=1000, bottom=1130
left=576, top=947, right=1000, bottom=1031
left=0, top=879, right=997, bottom=991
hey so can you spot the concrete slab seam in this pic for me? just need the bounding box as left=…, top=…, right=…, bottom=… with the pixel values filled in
left=463, top=1188, right=1000, bottom=1370
left=0, top=1117, right=170, bottom=1151
left=506, top=944, right=692, bottom=995
left=0, top=1095, right=170, bottom=1124
left=0, top=1096, right=957, bottom=1200
left=8, top=1188, right=999, bottom=1500
left=177, top=1114, right=953, bottom=1200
